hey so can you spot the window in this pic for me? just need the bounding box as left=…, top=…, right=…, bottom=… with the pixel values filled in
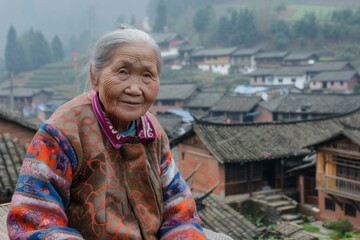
left=340, top=81, right=344, bottom=86
left=325, top=198, right=336, bottom=211
left=331, top=81, right=334, bottom=86
left=291, top=78, right=296, bottom=83
left=345, top=203, right=356, bottom=217
left=278, top=78, right=283, bottom=83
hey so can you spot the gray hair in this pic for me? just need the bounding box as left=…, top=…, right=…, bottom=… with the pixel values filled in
left=89, top=26, right=162, bottom=77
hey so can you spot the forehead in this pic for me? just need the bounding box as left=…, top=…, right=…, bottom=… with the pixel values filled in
left=110, top=42, right=158, bottom=65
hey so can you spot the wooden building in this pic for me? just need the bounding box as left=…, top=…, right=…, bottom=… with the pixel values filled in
left=177, top=108, right=360, bottom=199
left=283, top=53, right=319, bottom=66
left=254, top=51, right=290, bottom=68
left=306, top=128, right=360, bottom=231
left=190, top=47, right=238, bottom=75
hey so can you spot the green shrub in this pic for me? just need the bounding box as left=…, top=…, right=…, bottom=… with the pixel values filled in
left=329, top=230, right=342, bottom=239
left=342, top=231, right=360, bottom=240
left=303, top=223, right=320, bottom=233
left=323, top=219, right=353, bottom=233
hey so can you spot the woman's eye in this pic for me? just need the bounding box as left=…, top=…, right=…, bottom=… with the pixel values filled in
left=118, top=69, right=128, bottom=75
left=143, top=73, right=152, bottom=78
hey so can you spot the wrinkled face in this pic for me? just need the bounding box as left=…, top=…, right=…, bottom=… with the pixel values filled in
left=91, top=42, right=160, bottom=131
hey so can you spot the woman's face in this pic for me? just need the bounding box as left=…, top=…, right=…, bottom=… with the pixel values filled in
left=91, top=42, right=160, bottom=131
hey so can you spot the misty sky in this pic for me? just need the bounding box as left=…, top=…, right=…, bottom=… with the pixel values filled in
left=0, top=0, right=149, bottom=56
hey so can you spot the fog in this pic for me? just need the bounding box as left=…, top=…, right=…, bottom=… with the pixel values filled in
left=0, top=0, right=149, bottom=56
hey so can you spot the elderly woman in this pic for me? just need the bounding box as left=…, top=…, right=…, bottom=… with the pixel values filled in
left=7, top=27, right=205, bottom=239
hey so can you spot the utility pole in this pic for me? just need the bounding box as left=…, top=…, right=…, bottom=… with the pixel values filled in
left=10, top=71, right=14, bottom=110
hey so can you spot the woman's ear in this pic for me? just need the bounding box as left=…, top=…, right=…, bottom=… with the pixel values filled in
left=90, top=64, right=98, bottom=91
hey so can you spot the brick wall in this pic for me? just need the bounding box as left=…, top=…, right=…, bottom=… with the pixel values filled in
left=178, top=135, right=225, bottom=197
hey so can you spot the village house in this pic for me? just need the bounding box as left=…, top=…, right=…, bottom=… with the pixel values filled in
left=306, top=61, right=355, bottom=80
left=248, top=68, right=276, bottom=85
left=151, top=33, right=187, bottom=68
left=283, top=52, right=319, bottom=66
left=176, top=108, right=360, bottom=200
left=230, top=48, right=263, bottom=74
left=254, top=51, right=290, bottom=68
left=310, top=70, right=359, bottom=93
left=248, top=61, right=355, bottom=90
left=305, top=125, right=360, bottom=231
left=208, top=95, right=261, bottom=123
left=183, top=91, right=224, bottom=119
left=177, top=44, right=204, bottom=66
left=150, top=83, right=198, bottom=115
left=268, top=66, right=309, bottom=89
left=190, top=47, right=238, bottom=75
left=255, top=93, right=360, bottom=122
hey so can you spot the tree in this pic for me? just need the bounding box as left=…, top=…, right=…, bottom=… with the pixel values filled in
left=271, top=20, right=291, bottom=49
left=26, top=30, right=52, bottom=69
left=293, top=12, right=318, bottom=40
left=228, top=9, right=257, bottom=46
left=5, top=25, right=22, bottom=75
left=51, top=35, right=64, bottom=62
left=193, top=5, right=216, bottom=45
left=153, top=0, right=167, bottom=32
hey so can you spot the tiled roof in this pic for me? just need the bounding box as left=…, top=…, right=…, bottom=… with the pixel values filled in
left=210, top=95, right=261, bottom=113
left=247, top=68, right=275, bottom=76
left=272, top=66, right=308, bottom=76
left=197, top=195, right=259, bottom=239
left=0, top=110, right=41, bottom=131
left=156, top=84, right=198, bottom=100
left=270, top=93, right=360, bottom=114
left=0, top=87, right=53, bottom=98
left=156, top=114, right=183, bottom=138
left=0, top=133, right=26, bottom=203
left=284, top=53, right=318, bottom=61
left=191, top=47, right=238, bottom=57
left=255, top=51, right=290, bottom=59
left=194, top=108, right=360, bottom=163
left=150, top=33, right=181, bottom=44
left=305, top=127, right=360, bottom=148
left=232, top=48, right=262, bottom=56
left=311, top=70, right=358, bottom=82
left=185, top=92, right=224, bottom=109
left=307, top=61, right=353, bottom=72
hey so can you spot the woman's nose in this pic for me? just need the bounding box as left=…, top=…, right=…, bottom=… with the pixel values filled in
left=125, top=77, right=142, bottom=95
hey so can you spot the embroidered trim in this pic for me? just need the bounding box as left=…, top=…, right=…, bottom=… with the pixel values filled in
left=91, top=91, right=156, bottom=149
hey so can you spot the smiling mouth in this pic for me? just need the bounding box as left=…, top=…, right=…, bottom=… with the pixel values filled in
left=121, top=101, right=141, bottom=105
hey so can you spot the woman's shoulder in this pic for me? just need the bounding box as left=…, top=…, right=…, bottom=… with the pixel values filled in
left=47, top=92, right=94, bottom=126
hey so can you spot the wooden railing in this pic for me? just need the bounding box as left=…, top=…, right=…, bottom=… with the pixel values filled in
left=324, top=175, right=360, bottom=201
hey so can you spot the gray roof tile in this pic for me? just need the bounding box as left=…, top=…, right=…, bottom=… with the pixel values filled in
left=210, top=95, right=261, bottom=112
left=272, top=93, right=360, bottom=114
left=192, top=47, right=238, bottom=57
left=311, top=70, right=358, bottom=82
left=156, top=84, right=198, bottom=100
left=0, top=133, right=26, bottom=203
left=198, top=195, right=259, bottom=239
left=194, top=108, right=360, bottom=163
left=185, top=92, right=224, bottom=109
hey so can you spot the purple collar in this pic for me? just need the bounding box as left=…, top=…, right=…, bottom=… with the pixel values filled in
left=91, top=92, right=156, bottom=149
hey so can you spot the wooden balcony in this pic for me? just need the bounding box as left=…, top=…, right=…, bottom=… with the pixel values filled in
left=323, top=175, right=360, bottom=201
